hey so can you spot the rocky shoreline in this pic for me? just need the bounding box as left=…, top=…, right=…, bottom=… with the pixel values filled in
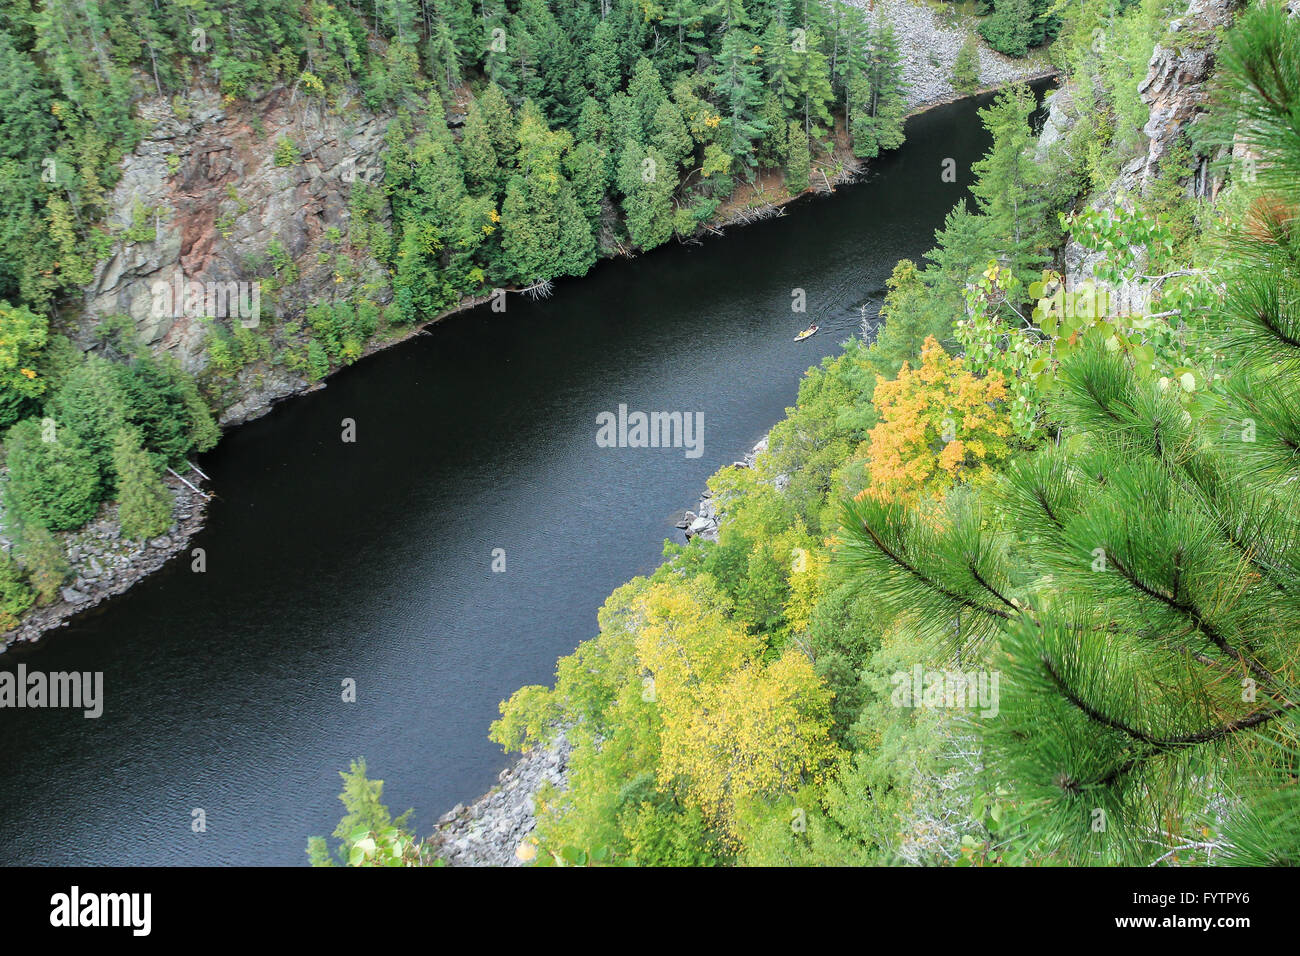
left=0, top=472, right=211, bottom=652
left=426, top=732, right=571, bottom=867
left=677, top=435, right=769, bottom=543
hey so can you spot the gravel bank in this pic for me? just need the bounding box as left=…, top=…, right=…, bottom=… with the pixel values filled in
left=863, top=0, right=1057, bottom=110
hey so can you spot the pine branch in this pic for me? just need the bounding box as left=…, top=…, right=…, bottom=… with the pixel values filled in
left=968, top=562, right=1019, bottom=614
left=855, top=518, right=1011, bottom=622
left=1041, top=653, right=1157, bottom=746
left=1104, top=549, right=1275, bottom=686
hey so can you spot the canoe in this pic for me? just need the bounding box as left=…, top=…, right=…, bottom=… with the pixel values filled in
left=794, top=325, right=819, bottom=342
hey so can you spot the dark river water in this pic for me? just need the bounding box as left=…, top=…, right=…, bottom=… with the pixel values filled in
left=0, top=84, right=1046, bottom=865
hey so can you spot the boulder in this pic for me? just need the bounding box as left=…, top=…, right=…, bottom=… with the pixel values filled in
left=688, top=515, right=716, bottom=534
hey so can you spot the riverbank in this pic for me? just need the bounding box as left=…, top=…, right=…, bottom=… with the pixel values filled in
left=0, top=474, right=210, bottom=652
left=219, top=0, right=1059, bottom=428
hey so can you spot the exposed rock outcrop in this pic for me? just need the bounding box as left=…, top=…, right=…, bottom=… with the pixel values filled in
left=1138, top=0, right=1243, bottom=195
left=1046, top=0, right=1241, bottom=291
left=84, top=86, right=391, bottom=374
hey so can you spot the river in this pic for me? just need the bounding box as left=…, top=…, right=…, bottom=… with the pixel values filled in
left=0, top=83, right=1047, bottom=865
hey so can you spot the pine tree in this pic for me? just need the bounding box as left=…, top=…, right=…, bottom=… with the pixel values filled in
left=712, top=26, right=766, bottom=175
left=617, top=142, right=676, bottom=250
left=501, top=104, right=596, bottom=282
left=628, top=57, right=670, bottom=139
left=462, top=94, right=505, bottom=199
left=710, top=0, right=752, bottom=34
left=979, top=0, right=1037, bottom=58
left=481, top=0, right=513, bottom=95
left=840, top=5, right=1300, bottom=865
left=516, top=0, right=582, bottom=125
left=924, top=199, right=988, bottom=316
left=756, top=88, right=789, bottom=167
left=969, top=82, right=1053, bottom=290
left=872, top=259, right=956, bottom=366
left=832, top=1, right=870, bottom=128
left=112, top=427, right=173, bottom=541
left=0, top=33, right=58, bottom=309
left=425, top=13, right=461, bottom=95
left=307, top=758, right=417, bottom=866
left=952, top=33, right=981, bottom=96
left=4, top=416, right=103, bottom=531
left=650, top=98, right=693, bottom=174
left=790, top=26, right=834, bottom=136
left=476, top=82, right=518, bottom=164
left=861, top=22, right=906, bottom=155
left=587, top=17, right=622, bottom=100
left=657, top=0, right=708, bottom=73
left=606, top=92, right=643, bottom=183
left=761, top=17, right=796, bottom=117
left=376, top=0, right=420, bottom=44
left=566, top=139, right=609, bottom=226
left=46, top=353, right=129, bottom=479
left=846, top=70, right=876, bottom=158
left=785, top=120, right=810, bottom=192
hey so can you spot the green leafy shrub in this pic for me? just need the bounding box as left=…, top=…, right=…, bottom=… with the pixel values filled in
left=273, top=137, right=300, bottom=167
left=13, top=522, right=69, bottom=606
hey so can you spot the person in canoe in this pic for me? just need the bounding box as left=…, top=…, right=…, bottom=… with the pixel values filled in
left=794, top=324, right=818, bottom=341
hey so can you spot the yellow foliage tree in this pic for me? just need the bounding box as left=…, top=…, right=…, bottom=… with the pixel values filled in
left=785, top=544, right=828, bottom=636
left=0, top=300, right=49, bottom=422
left=633, top=577, right=760, bottom=694
left=628, top=582, right=841, bottom=839
left=654, top=648, right=841, bottom=839
left=494, top=575, right=843, bottom=855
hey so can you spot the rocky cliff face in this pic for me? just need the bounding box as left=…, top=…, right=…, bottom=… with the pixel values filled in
left=3, top=89, right=394, bottom=649
left=1043, top=0, right=1241, bottom=207
left=1138, top=0, right=1242, bottom=195
left=82, top=87, right=391, bottom=417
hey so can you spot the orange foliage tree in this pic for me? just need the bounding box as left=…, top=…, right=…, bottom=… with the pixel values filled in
left=861, top=335, right=1011, bottom=503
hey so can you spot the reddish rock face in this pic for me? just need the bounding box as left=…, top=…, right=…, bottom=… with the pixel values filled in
left=83, top=85, right=391, bottom=380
